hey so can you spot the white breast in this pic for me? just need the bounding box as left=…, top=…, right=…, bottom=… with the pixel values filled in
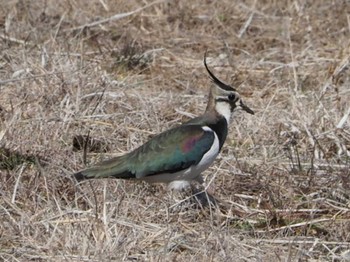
left=195, top=126, right=220, bottom=172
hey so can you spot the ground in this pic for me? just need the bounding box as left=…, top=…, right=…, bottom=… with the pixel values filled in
left=0, top=0, right=350, bottom=261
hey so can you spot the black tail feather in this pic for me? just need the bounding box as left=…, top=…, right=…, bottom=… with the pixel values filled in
left=73, top=169, right=135, bottom=182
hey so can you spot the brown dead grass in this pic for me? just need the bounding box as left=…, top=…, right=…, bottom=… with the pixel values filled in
left=0, top=0, right=350, bottom=261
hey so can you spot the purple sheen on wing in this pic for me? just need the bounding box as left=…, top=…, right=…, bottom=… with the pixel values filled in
left=181, top=136, right=200, bottom=153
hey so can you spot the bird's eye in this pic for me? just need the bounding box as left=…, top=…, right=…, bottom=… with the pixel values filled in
left=228, top=94, right=236, bottom=101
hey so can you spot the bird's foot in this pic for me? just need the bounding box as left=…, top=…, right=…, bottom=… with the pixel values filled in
left=168, top=183, right=219, bottom=211
left=190, top=187, right=219, bottom=209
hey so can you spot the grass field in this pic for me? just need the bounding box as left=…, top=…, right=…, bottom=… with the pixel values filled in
left=1, top=0, right=349, bottom=261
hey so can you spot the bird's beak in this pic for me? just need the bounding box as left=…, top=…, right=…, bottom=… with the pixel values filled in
left=239, top=100, right=254, bottom=115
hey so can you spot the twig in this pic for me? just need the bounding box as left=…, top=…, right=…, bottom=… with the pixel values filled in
left=11, top=164, right=27, bottom=204
left=259, top=238, right=350, bottom=246
left=256, top=218, right=334, bottom=233
left=286, top=17, right=299, bottom=92
left=336, top=106, right=350, bottom=129
left=0, top=69, right=82, bottom=86
left=320, top=54, right=350, bottom=98
left=53, top=12, right=67, bottom=41
left=68, top=0, right=164, bottom=31
left=238, top=12, right=254, bottom=38
left=0, top=33, right=26, bottom=45
left=98, top=0, right=109, bottom=11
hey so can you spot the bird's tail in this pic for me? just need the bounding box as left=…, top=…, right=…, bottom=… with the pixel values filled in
left=74, top=155, right=134, bottom=181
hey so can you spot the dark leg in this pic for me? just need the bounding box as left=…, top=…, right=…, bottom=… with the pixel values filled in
left=190, top=186, right=219, bottom=208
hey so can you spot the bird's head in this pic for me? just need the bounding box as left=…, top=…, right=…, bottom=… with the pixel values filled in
left=204, top=52, right=254, bottom=123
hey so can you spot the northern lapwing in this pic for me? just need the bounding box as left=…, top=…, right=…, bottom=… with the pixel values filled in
left=74, top=52, right=254, bottom=190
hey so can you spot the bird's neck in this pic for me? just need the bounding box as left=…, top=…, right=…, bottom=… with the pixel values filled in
left=205, top=88, right=231, bottom=125
left=192, top=103, right=229, bottom=151
left=206, top=115, right=228, bottom=151
left=185, top=87, right=231, bottom=151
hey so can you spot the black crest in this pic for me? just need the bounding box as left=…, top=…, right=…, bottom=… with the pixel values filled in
left=204, top=52, right=236, bottom=92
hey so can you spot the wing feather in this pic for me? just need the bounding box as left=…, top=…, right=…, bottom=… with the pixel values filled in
left=128, top=125, right=215, bottom=178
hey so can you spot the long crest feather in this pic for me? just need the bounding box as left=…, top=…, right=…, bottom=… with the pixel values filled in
left=204, top=52, right=236, bottom=91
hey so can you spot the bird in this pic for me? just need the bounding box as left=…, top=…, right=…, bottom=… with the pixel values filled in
left=74, top=52, right=254, bottom=191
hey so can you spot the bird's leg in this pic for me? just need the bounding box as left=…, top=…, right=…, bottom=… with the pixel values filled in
left=190, top=184, right=218, bottom=209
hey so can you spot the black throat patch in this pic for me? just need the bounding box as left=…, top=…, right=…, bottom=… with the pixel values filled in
left=207, top=116, right=228, bottom=151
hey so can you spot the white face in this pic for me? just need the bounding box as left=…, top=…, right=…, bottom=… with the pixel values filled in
left=215, top=101, right=232, bottom=124
left=214, top=90, right=241, bottom=124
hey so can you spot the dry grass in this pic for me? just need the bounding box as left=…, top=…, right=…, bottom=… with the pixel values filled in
left=0, top=0, right=350, bottom=261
